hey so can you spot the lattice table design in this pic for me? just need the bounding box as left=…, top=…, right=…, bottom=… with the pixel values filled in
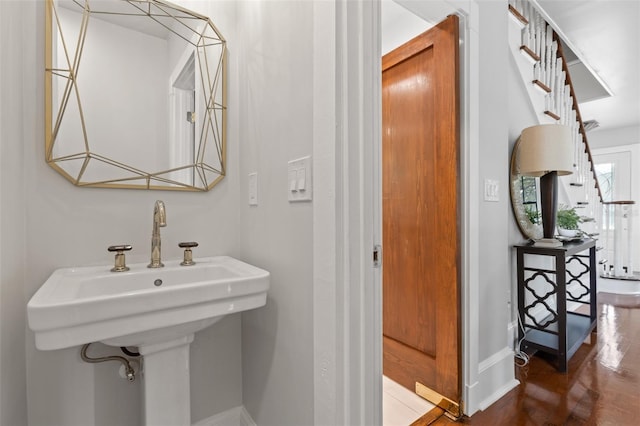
left=515, top=239, right=597, bottom=372
left=523, top=270, right=558, bottom=329
left=566, top=255, right=591, bottom=301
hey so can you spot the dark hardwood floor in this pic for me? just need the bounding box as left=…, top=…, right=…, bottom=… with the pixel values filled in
left=412, top=292, right=640, bottom=426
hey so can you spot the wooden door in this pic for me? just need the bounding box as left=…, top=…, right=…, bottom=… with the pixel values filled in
left=382, top=15, right=461, bottom=416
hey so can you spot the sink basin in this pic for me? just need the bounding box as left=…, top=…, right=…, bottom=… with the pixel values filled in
left=28, top=256, right=270, bottom=350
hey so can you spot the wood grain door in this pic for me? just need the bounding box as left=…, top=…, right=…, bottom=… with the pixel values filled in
left=382, top=15, right=461, bottom=416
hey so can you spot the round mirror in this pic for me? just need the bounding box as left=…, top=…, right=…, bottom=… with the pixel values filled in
left=45, top=0, right=226, bottom=191
left=510, top=139, right=543, bottom=240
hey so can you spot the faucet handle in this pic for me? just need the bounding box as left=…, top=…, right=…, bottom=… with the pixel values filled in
left=108, top=245, right=132, bottom=272
left=178, top=242, right=198, bottom=266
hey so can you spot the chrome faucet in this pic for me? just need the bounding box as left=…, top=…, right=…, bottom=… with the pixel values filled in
left=148, top=200, right=167, bottom=268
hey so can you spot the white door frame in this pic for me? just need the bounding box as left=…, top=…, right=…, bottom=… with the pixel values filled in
left=313, top=1, right=382, bottom=424
left=313, top=0, right=481, bottom=423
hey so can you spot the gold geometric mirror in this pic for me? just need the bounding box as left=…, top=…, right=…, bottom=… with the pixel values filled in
left=45, top=0, right=226, bottom=191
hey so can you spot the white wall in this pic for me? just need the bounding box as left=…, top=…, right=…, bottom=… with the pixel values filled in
left=236, top=1, right=315, bottom=424
left=475, top=1, right=511, bottom=362
left=460, top=0, right=521, bottom=412
left=0, top=1, right=28, bottom=424
left=0, top=1, right=243, bottom=425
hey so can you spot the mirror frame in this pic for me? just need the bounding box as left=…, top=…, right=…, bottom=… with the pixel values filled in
left=510, top=139, right=543, bottom=241
left=44, top=0, right=227, bottom=191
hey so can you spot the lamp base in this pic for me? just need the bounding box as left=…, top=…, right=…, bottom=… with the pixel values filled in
left=532, top=238, right=564, bottom=248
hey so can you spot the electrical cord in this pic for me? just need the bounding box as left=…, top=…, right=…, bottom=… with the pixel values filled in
left=514, top=311, right=530, bottom=367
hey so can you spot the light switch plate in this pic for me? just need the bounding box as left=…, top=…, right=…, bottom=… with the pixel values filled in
left=288, top=156, right=312, bottom=202
left=248, top=172, right=258, bottom=206
left=484, top=179, right=500, bottom=202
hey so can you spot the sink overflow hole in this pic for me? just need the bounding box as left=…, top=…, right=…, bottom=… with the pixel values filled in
left=154, top=279, right=163, bottom=287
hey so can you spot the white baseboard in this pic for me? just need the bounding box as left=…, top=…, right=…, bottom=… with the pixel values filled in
left=193, top=406, right=256, bottom=426
left=465, top=347, right=519, bottom=415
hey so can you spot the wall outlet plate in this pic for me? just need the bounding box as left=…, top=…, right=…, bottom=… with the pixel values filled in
left=484, top=179, right=500, bottom=202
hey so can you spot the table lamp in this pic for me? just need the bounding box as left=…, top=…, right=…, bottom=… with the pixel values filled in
left=517, top=124, right=574, bottom=247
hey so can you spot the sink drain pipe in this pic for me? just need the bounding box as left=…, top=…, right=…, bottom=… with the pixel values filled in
left=80, top=343, right=136, bottom=382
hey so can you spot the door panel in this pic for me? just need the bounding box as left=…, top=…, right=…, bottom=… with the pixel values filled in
left=382, top=15, right=461, bottom=407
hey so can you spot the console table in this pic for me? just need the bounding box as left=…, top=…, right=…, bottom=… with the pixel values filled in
left=515, top=239, right=597, bottom=372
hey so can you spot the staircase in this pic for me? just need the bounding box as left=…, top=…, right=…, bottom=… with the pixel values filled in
left=509, top=0, right=639, bottom=280
left=507, top=0, right=603, bottom=240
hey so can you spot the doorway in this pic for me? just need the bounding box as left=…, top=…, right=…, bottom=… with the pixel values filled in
left=593, top=148, right=639, bottom=277
left=382, top=13, right=462, bottom=419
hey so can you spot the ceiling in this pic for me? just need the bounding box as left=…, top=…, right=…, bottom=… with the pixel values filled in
left=382, top=0, right=640, bottom=134
left=536, top=0, right=640, bottom=133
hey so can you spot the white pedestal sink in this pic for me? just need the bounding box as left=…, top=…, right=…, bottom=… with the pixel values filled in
left=27, top=256, right=269, bottom=426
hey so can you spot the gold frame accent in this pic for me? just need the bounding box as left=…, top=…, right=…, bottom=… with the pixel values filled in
left=415, top=381, right=462, bottom=421
left=45, top=0, right=227, bottom=191
left=510, top=138, right=544, bottom=240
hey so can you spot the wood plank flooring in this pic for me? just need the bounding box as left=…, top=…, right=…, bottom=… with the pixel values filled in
left=412, top=292, right=640, bottom=425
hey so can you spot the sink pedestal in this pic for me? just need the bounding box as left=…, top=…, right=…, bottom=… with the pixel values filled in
left=139, top=335, right=194, bottom=426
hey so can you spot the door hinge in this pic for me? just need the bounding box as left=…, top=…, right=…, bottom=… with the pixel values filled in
left=373, top=244, right=382, bottom=268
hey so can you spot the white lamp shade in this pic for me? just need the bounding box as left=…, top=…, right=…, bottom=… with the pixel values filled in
left=517, top=124, right=574, bottom=177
